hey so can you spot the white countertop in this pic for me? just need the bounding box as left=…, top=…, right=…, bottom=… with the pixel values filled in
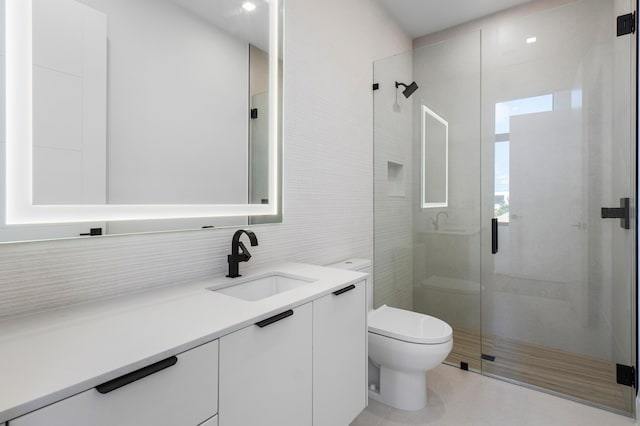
left=0, top=262, right=367, bottom=422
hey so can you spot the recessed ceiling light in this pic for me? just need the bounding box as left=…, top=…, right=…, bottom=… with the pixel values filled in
left=526, top=37, right=537, bottom=44
left=242, top=2, right=257, bottom=12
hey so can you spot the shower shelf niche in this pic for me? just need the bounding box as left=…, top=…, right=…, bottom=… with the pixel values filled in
left=387, top=161, right=405, bottom=197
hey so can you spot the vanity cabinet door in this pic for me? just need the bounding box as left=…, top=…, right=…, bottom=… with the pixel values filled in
left=8, top=340, right=219, bottom=426
left=218, top=303, right=312, bottom=426
left=313, top=281, right=367, bottom=426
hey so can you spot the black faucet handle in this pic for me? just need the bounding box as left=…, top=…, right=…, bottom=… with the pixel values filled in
left=237, top=241, right=252, bottom=261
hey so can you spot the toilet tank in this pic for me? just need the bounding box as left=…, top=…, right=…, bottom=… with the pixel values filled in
left=327, top=258, right=372, bottom=311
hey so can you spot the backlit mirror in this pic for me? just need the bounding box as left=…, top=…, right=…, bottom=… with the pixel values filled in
left=3, top=0, right=283, bottom=242
left=421, top=104, right=448, bottom=208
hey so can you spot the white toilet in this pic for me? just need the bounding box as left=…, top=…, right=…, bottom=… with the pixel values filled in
left=328, top=258, right=453, bottom=411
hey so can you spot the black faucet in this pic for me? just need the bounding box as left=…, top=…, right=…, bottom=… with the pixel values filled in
left=227, top=229, right=259, bottom=278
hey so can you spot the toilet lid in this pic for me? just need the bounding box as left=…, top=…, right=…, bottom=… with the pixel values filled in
left=368, top=305, right=452, bottom=344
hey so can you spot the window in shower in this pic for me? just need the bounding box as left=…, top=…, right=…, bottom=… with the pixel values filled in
left=494, top=94, right=553, bottom=222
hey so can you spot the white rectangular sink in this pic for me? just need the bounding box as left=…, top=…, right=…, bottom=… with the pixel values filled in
left=212, top=274, right=315, bottom=301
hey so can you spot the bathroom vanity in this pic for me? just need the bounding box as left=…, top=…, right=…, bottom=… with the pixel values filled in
left=0, top=263, right=367, bottom=426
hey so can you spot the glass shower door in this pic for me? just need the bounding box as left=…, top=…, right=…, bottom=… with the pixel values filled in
left=411, top=32, right=482, bottom=372
left=480, top=0, right=636, bottom=414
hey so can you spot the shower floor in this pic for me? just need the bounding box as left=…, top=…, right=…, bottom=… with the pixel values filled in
left=446, top=328, right=630, bottom=414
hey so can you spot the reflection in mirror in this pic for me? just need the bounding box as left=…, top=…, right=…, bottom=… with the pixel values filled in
left=421, top=105, right=448, bottom=208
left=2, top=0, right=282, bottom=242
left=248, top=45, right=283, bottom=226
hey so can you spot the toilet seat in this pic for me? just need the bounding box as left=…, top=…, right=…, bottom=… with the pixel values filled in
left=368, top=305, right=452, bottom=344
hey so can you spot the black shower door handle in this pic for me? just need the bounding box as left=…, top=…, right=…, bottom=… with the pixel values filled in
left=491, top=218, right=498, bottom=254
left=601, top=197, right=630, bottom=230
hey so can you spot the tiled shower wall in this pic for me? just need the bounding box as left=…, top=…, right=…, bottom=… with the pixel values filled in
left=0, top=0, right=411, bottom=319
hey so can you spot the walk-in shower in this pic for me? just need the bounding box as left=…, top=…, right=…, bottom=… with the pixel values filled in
left=373, top=0, right=636, bottom=415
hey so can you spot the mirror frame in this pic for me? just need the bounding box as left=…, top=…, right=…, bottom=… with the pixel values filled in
left=5, top=0, right=280, bottom=224
left=420, top=104, right=448, bottom=209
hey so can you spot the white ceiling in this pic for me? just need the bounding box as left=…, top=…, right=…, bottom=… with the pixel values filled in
left=374, top=0, right=533, bottom=39
left=170, top=0, right=271, bottom=51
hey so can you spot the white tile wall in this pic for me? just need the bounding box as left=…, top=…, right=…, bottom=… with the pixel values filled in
left=31, top=0, right=108, bottom=206
left=32, top=0, right=83, bottom=74
left=32, top=67, right=82, bottom=152
left=0, top=0, right=411, bottom=319
left=81, top=5, right=108, bottom=205
left=33, top=147, right=83, bottom=204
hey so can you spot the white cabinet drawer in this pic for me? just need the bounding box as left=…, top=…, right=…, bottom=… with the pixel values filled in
left=313, top=281, right=367, bottom=426
left=9, top=340, right=219, bottom=426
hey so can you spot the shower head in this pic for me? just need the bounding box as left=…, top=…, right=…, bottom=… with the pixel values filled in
left=395, top=81, right=419, bottom=98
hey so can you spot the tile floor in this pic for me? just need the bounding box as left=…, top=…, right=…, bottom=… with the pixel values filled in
left=350, top=364, right=636, bottom=426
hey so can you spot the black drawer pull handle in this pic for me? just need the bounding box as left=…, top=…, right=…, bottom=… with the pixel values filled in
left=256, top=309, right=294, bottom=328
left=95, top=356, right=178, bottom=394
left=333, top=284, right=356, bottom=296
